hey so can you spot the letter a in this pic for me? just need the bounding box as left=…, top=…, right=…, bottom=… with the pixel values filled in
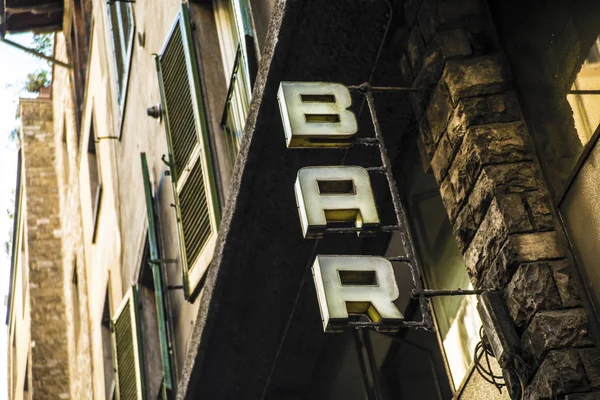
left=295, top=166, right=380, bottom=238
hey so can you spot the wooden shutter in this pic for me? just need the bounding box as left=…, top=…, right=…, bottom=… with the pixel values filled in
left=156, top=4, right=220, bottom=300
left=140, top=153, right=173, bottom=390
left=112, top=287, right=145, bottom=400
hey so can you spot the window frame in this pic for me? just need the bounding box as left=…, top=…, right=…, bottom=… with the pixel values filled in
left=408, top=189, right=472, bottom=393
left=556, top=122, right=600, bottom=204
left=101, top=285, right=115, bottom=400
left=215, top=0, right=258, bottom=164
left=87, top=113, right=103, bottom=243
left=106, top=1, right=135, bottom=120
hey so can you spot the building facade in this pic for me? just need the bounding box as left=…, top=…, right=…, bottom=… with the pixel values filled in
left=5, top=0, right=600, bottom=399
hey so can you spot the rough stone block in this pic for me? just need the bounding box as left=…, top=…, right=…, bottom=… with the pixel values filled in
left=463, top=193, right=531, bottom=273
left=419, top=115, right=434, bottom=148
left=421, top=46, right=444, bottom=82
left=446, top=123, right=534, bottom=218
left=467, top=162, right=544, bottom=223
left=507, top=231, right=566, bottom=264
left=443, top=54, right=509, bottom=103
left=551, top=260, right=582, bottom=308
left=438, top=27, right=472, bottom=59
left=440, top=174, right=460, bottom=223
left=417, top=0, right=483, bottom=44
left=523, top=190, right=555, bottom=231
left=416, top=0, right=437, bottom=45
left=411, top=46, right=445, bottom=107
left=403, top=0, right=421, bottom=26
left=453, top=202, right=477, bottom=253
left=426, top=81, right=453, bottom=147
left=578, top=348, right=600, bottom=389
left=447, top=148, right=481, bottom=215
left=436, top=0, right=484, bottom=26
left=523, top=309, right=593, bottom=362
left=447, top=92, right=522, bottom=149
left=565, top=392, right=600, bottom=400
left=430, top=131, right=454, bottom=183
left=481, top=231, right=566, bottom=289
left=464, top=14, right=498, bottom=54
left=456, top=195, right=516, bottom=257
left=464, top=122, right=533, bottom=165
left=524, top=349, right=589, bottom=400
left=407, top=27, right=426, bottom=71
left=506, top=263, right=562, bottom=328
left=464, top=196, right=528, bottom=278
left=417, top=135, right=432, bottom=173
left=399, top=53, right=413, bottom=86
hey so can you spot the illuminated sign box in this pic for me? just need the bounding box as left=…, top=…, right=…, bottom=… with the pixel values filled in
left=278, top=81, right=406, bottom=332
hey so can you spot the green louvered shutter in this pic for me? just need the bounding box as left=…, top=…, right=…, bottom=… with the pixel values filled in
left=156, top=5, right=220, bottom=300
left=112, top=287, right=145, bottom=400
left=141, top=153, right=174, bottom=391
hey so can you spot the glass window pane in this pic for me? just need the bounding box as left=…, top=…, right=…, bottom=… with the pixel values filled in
left=402, top=148, right=481, bottom=391
left=108, top=4, right=124, bottom=94
left=560, top=137, right=600, bottom=309
left=412, top=193, right=481, bottom=389
left=118, top=3, right=132, bottom=46
left=567, top=39, right=600, bottom=146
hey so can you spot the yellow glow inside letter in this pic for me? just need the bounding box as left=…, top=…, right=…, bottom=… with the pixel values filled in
left=312, top=255, right=403, bottom=332
left=277, top=82, right=358, bottom=148
left=295, top=166, right=380, bottom=238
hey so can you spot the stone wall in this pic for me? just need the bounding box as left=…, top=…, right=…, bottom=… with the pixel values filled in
left=394, top=0, right=600, bottom=398
left=20, top=99, right=71, bottom=399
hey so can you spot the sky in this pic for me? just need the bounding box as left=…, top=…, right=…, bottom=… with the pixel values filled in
left=0, top=32, right=48, bottom=400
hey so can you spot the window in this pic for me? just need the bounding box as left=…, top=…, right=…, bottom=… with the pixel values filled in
left=559, top=35, right=600, bottom=313
left=215, top=0, right=257, bottom=164
left=23, top=357, right=30, bottom=400
left=11, top=334, right=16, bottom=398
left=410, top=189, right=481, bottom=390
left=567, top=39, right=600, bottom=147
left=101, top=288, right=115, bottom=400
left=21, top=226, right=26, bottom=318
left=111, top=287, right=146, bottom=400
left=400, top=141, right=481, bottom=392
left=156, top=6, right=221, bottom=300
left=72, top=261, right=81, bottom=346
left=87, top=117, right=102, bottom=241
left=68, top=0, right=93, bottom=132
left=61, top=121, right=70, bottom=196
left=107, top=1, right=135, bottom=107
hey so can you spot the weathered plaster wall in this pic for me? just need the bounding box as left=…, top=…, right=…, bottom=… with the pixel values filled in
left=52, top=27, right=94, bottom=400
left=99, top=0, right=200, bottom=382
left=394, top=0, right=600, bottom=398
left=7, top=180, right=32, bottom=400
left=86, top=0, right=234, bottom=390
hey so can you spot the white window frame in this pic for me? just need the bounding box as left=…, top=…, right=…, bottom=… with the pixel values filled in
left=106, top=1, right=135, bottom=111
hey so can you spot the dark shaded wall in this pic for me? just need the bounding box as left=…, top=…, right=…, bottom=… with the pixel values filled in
left=488, top=0, right=600, bottom=196
left=390, top=0, right=600, bottom=398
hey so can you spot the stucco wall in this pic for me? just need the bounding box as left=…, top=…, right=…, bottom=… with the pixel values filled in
left=7, top=186, right=31, bottom=400
left=52, top=25, right=94, bottom=400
